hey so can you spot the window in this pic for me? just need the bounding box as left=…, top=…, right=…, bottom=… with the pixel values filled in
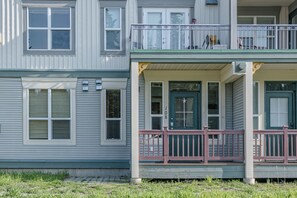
left=253, top=82, right=260, bottom=129
left=104, top=7, right=121, bottom=51
left=101, top=78, right=127, bottom=145
left=100, top=0, right=126, bottom=55
left=22, top=78, right=77, bottom=145
left=27, top=8, right=71, bottom=50
left=150, top=82, right=163, bottom=130
left=207, top=82, right=220, bottom=129
left=23, top=1, right=76, bottom=55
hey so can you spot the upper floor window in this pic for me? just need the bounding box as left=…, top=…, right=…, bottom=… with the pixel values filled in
left=22, top=0, right=76, bottom=55
left=27, top=7, right=71, bottom=50
left=104, top=7, right=121, bottom=51
left=100, top=0, right=126, bottom=55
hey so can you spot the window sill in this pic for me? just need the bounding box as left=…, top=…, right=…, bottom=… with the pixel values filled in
left=23, top=139, right=76, bottom=146
left=23, top=50, right=76, bottom=56
left=101, top=140, right=126, bottom=146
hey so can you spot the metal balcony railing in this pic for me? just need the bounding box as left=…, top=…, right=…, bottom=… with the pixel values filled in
left=130, top=24, right=230, bottom=51
left=238, top=24, right=297, bottom=50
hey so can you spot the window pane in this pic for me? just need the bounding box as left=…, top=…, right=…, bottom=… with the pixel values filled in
left=208, top=83, right=219, bottom=115
left=106, top=120, right=120, bottom=139
left=106, top=30, right=120, bottom=50
left=52, top=89, right=70, bottom=118
left=237, top=17, right=253, bottom=24
left=105, top=8, right=120, bottom=28
left=29, top=8, right=47, bottom=27
left=51, top=8, right=70, bottom=28
left=28, top=30, right=48, bottom=49
left=152, top=117, right=162, bottom=130
left=253, top=82, right=259, bottom=114
left=52, top=30, right=70, bottom=49
left=253, top=116, right=259, bottom=130
left=29, top=89, right=48, bottom=118
left=208, top=117, right=219, bottom=129
left=106, top=90, right=121, bottom=118
left=151, top=83, right=162, bottom=114
left=52, top=120, right=70, bottom=139
left=29, top=120, right=48, bottom=139
left=257, top=17, right=275, bottom=24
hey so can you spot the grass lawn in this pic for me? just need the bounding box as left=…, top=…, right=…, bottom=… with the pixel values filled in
left=0, top=172, right=297, bottom=197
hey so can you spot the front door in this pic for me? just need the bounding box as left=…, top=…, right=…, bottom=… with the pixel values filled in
left=169, top=92, right=199, bottom=130
left=143, top=8, right=190, bottom=50
left=266, top=92, right=294, bottom=129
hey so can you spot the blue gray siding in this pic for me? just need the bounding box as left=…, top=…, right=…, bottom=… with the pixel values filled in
left=139, top=74, right=145, bottom=130
left=0, top=78, right=130, bottom=161
left=233, top=77, right=244, bottom=130
left=225, top=83, right=233, bottom=130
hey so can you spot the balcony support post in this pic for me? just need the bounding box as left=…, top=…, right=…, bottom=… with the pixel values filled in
left=203, top=126, right=209, bottom=164
left=243, top=62, right=255, bottom=185
left=130, top=61, right=141, bottom=184
left=230, top=0, right=237, bottom=49
left=283, top=125, right=289, bottom=164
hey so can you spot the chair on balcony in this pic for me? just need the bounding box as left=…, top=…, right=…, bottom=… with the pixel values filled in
left=202, top=35, right=210, bottom=49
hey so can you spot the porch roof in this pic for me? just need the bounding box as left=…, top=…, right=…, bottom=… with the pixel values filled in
left=130, top=50, right=297, bottom=64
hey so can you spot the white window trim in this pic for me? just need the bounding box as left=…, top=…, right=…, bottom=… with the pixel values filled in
left=104, top=7, right=122, bottom=51
left=27, top=7, right=72, bottom=51
left=253, top=81, right=260, bottom=129
left=149, top=81, right=164, bottom=130
left=206, top=81, right=221, bottom=129
left=101, top=78, right=127, bottom=146
left=22, top=78, right=77, bottom=145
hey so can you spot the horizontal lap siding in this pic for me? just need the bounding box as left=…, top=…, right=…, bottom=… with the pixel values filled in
left=233, top=77, right=244, bottom=130
left=0, top=0, right=130, bottom=70
left=225, top=83, right=233, bottom=130
left=0, top=78, right=130, bottom=160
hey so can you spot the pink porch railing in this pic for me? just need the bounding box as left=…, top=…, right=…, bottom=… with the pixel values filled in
left=254, top=126, right=297, bottom=163
left=139, top=127, right=244, bottom=164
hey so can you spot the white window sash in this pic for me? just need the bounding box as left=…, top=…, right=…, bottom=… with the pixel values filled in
left=104, top=7, right=122, bottom=51
left=27, top=7, right=72, bottom=51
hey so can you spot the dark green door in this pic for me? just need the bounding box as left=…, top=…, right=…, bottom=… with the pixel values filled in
left=266, top=92, right=294, bottom=129
left=169, top=92, right=199, bottom=130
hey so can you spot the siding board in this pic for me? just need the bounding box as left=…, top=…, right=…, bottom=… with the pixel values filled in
left=233, top=77, right=244, bottom=130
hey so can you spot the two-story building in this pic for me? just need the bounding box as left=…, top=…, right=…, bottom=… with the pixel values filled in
left=1, top=0, right=297, bottom=184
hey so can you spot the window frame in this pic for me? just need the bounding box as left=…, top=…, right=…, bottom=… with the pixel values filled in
left=104, top=7, right=122, bottom=51
left=23, top=1, right=76, bottom=55
left=22, top=78, right=77, bottom=145
left=100, top=0, right=126, bottom=55
left=149, top=81, right=164, bottom=130
left=207, top=81, right=220, bottom=129
left=101, top=78, right=127, bottom=146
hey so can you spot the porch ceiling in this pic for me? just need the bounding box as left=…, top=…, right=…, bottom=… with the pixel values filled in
left=147, top=63, right=227, bottom=70
left=238, top=0, right=295, bottom=6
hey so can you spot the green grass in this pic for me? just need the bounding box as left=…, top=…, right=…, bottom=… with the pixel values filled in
left=0, top=173, right=297, bottom=197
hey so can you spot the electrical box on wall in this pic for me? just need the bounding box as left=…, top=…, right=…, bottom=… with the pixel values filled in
left=82, top=80, right=89, bottom=92
left=206, top=0, right=218, bottom=5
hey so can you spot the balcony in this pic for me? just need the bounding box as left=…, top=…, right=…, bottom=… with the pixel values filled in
left=130, top=24, right=297, bottom=51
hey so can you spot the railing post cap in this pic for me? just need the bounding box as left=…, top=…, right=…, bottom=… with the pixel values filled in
left=283, top=125, right=288, bottom=128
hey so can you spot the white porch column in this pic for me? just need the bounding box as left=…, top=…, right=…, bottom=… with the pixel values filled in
left=230, top=0, right=237, bottom=49
left=130, top=61, right=141, bottom=184
left=243, top=62, right=255, bottom=184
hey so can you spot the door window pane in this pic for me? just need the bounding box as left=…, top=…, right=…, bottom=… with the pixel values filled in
left=270, top=98, right=288, bottom=127
left=174, top=97, right=194, bottom=128
left=151, top=82, right=162, bottom=114
left=208, top=117, right=219, bottom=129
left=51, top=8, right=70, bottom=28
left=152, top=117, right=162, bottom=130
left=208, top=83, right=219, bottom=114
left=170, top=82, right=200, bottom=92
left=29, top=89, right=48, bottom=118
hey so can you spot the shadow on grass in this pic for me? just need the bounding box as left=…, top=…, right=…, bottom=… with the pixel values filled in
left=0, top=171, right=68, bottom=182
